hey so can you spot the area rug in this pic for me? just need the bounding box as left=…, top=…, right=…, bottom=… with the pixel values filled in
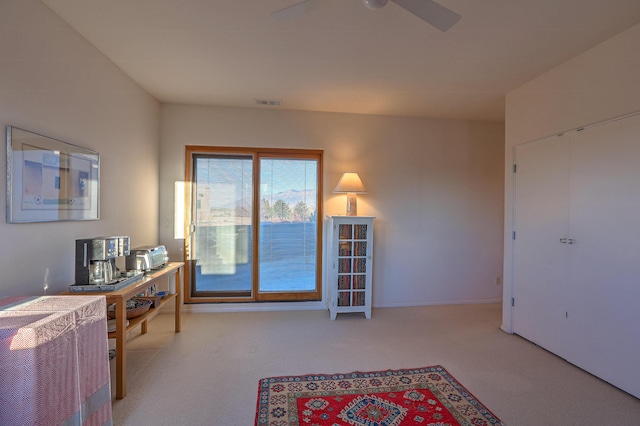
left=255, top=365, right=504, bottom=426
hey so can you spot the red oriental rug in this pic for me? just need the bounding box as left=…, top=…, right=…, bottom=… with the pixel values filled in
left=255, top=365, right=504, bottom=426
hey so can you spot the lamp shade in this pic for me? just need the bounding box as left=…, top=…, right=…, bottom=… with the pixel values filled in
left=333, top=172, right=367, bottom=194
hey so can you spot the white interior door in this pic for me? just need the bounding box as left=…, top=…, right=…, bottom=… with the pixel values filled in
left=564, top=115, right=640, bottom=397
left=512, top=135, right=571, bottom=356
left=513, top=113, right=640, bottom=399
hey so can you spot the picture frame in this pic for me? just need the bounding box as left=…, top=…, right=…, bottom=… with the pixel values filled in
left=6, top=126, right=100, bottom=223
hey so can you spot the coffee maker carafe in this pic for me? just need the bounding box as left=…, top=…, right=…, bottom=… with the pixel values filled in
left=75, top=237, right=129, bottom=285
left=90, top=258, right=114, bottom=284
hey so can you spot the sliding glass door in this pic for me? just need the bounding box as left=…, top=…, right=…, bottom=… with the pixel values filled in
left=184, top=147, right=322, bottom=302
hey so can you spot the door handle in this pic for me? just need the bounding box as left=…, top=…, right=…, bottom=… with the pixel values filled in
left=560, top=238, right=567, bottom=244
left=559, top=238, right=575, bottom=244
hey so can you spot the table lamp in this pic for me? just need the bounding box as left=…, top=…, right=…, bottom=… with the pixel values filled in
left=333, top=172, right=367, bottom=216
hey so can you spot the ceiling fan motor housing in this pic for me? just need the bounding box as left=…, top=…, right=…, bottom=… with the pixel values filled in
left=363, top=0, right=389, bottom=10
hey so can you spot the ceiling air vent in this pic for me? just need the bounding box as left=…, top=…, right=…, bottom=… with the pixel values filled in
left=255, top=99, right=281, bottom=106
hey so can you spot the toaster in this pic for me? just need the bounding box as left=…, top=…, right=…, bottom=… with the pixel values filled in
left=126, top=245, right=169, bottom=272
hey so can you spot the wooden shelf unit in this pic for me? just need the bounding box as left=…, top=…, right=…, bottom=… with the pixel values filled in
left=106, top=291, right=178, bottom=339
left=62, top=261, right=184, bottom=399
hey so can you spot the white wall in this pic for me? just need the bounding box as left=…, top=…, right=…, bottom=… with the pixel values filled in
left=159, top=104, right=504, bottom=308
left=502, top=22, right=640, bottom=331
left=0, top=0, right=160, bottom=297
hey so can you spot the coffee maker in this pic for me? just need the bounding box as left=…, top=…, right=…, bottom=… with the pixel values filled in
left=75, top=236, right=130, bottom=285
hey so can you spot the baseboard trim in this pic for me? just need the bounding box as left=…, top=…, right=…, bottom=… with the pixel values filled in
left=373, top=298, right=503, bottom=309
left=166, top=298, right=503, bottom=314
left=180, top=300, right=328, bottom=314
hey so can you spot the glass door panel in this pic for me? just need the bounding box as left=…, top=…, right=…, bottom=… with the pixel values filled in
left=191, top=154, right=253, bottom=297
left=258, top=158, right=318, bottom=293
left=336, top=222, right=368, bottom=307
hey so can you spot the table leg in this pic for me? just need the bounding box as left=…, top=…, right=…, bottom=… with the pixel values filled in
left=115, top=298, right=127, bottom=399
left=175, top=267, right=182, bottom=333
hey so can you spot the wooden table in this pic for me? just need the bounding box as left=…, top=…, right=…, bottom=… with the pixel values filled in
left=62, top=262, right=184, bottom=399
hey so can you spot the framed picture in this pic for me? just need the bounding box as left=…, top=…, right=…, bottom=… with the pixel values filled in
left=6, top=126, right=100, bottom=223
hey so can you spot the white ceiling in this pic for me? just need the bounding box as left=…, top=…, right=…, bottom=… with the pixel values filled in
left=41, top=0, right=640, bottom=122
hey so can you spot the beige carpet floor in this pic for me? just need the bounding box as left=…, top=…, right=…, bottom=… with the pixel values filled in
left=110, top=303, right=640, bottom=425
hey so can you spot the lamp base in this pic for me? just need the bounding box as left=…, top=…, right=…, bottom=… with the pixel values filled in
left=346, top=193, right=357, bottom=216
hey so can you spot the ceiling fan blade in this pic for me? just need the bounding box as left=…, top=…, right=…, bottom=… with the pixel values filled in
left=271, top=0, right=326, bottom=22
left=391, top=0, right=461, bottom=32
